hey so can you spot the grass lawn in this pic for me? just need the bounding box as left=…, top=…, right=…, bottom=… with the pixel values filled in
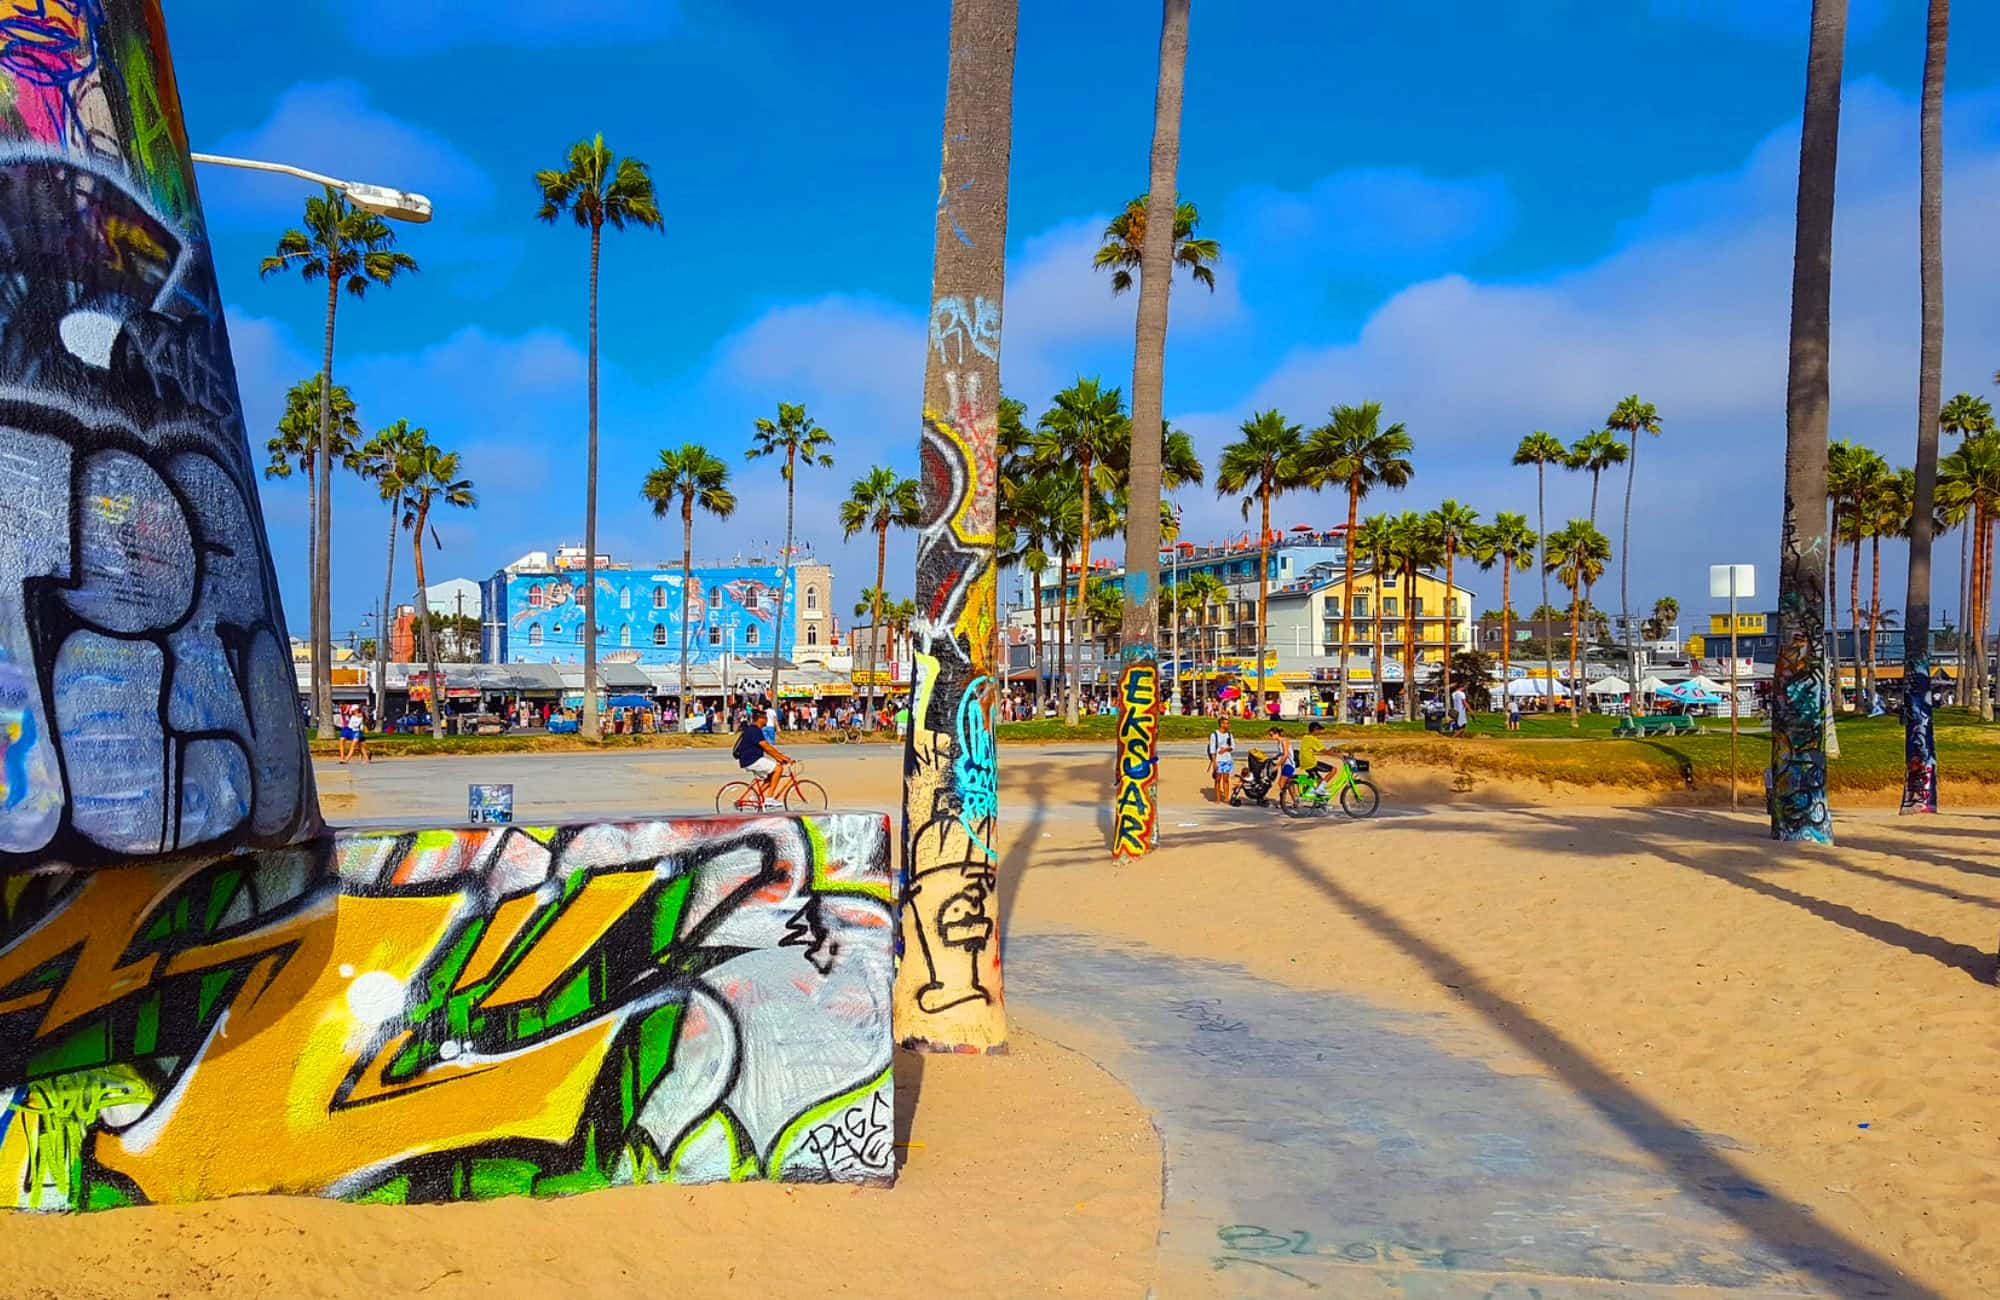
left=995, top=708, right=2000, bottom=794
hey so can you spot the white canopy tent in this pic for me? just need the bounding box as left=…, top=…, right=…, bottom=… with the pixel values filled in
left=1588, top=676, right=1630, bottom=696
left=1503, top=678, right=1570, bottom=698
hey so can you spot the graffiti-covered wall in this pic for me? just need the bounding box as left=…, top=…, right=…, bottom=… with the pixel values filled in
left=0, top=0, right=317, bottom=872
left=0, top=812, right=897, bottom=1208
left=488, top=565, right=800, bottom=666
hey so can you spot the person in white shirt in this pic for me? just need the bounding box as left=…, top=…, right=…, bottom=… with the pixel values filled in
left=1206, top=716, right=1235, bottom=804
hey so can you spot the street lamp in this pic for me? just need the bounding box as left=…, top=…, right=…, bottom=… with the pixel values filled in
left=190, top=152, right=433, bottom=223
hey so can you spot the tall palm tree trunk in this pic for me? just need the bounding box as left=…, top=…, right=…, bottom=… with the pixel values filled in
left=870, top=526, right=887, bottom=721
left=1402, top=559, right=1416, bottom=714
left=374, top=500, right=396, bottom=725
left=1031, top=575, right=1046, bottom=716
left=1338, top=484, right=1358, bottom=710
left=1255, top=484, right=1272, bottom=710
left=1867, top=534, right=1882, bottom=697
left=894, top=0, right=1015, bottom=1052
left=678, top=504, right=693, bottom=720
left=580, top=220, right=604, bottom=741
left=1056, top=552, right=1070, bottom=706
left=1983, top=513, right=1996, bottom=720
left=1619, top=434, right=1640, bottom=712
left=1771, top=0, right=1845, bottom=843
left=1113, top=0, right=1186, bottom=858
left=1443, top=539, right=1457, bottom=686
left=1500, top=561, right=1513, bottom=704
left=771, top=446, right=795, bottom=713
left=1568, top=586, right=1582, bottom=726
left=1538, top=464, right=1554, bottom=714
left=412, top=509, right=442, bottom=739
left=1068, top=449, right=1094, bottom=727
left=1903, top=0, right=1947, bottom=809
left=1849, top=533, right=1863, bottom=709
left=313, top=276, right=339, bottom=740
left=1957, top=522, right=1970, bottom=705
left=1372, top=570, right=1385, bottom=714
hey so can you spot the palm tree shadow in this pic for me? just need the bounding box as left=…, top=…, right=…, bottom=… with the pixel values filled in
left=1132, top=812, right=1936, bottom=1297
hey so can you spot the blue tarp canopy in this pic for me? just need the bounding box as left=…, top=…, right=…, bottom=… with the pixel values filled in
left=1658, top=681, right=1724, bottom=705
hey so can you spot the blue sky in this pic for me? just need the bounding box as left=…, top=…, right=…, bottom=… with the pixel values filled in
left=165, top=0, right=2000, bottom=644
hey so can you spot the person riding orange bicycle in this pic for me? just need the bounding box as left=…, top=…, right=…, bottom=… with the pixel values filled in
left=734, top=707, right=794, bottom=808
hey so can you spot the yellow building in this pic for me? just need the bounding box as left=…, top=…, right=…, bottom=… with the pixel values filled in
left=1259, top=566, right=1479, bottom=680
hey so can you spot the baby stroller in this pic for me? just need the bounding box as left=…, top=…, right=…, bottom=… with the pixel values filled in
left=1231, top=747, right=1281, bottom=806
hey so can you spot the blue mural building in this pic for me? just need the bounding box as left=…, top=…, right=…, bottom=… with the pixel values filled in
left=483, top=563, right=805, bottom=666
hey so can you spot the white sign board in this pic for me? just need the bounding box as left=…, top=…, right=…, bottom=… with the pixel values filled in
left=1709, top=564, right=1755, bottom=599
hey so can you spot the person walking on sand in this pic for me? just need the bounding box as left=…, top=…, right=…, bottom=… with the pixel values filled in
left=1206, top=716, right=1236, bottom=804
left=349, top=702, right=371, bottom=764
left=1450, top=683, right=1469, bottom=735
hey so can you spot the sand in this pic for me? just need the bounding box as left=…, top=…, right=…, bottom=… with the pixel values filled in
left=5, top=746, right=1998, bottom=1297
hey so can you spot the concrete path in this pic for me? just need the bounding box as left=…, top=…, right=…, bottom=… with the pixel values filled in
left=1010, top=935, right=1908, bottom=1299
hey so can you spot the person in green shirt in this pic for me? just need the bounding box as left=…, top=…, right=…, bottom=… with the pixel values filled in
left=1300, top=721, right=1335, bottom=797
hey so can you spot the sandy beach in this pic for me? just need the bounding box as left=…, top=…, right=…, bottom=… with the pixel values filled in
left=4, top=746, right=1996, bottom=1297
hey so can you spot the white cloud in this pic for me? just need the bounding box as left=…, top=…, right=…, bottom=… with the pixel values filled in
left=1169, top=81, right=2000, bottom=618
left=1229, top=168, right=1515, bottom=272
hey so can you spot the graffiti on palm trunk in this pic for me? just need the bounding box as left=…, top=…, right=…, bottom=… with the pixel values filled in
left=1770, top=500, right=1830, bottom=842
left=1114, top=662, right=1160, bottom=857
left=0, top=813, right=897, bottom=1208
left=1901, top=660, right=1936, bottom=814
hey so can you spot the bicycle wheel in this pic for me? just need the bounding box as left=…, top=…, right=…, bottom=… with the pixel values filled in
left=785, top=779, right=829, bottom=811
left=716, top=781, right=756, bottom=814
left=1340, top=779, right=1381, bottom=819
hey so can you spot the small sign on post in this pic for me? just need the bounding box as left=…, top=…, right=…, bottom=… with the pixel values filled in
left=469, top=783, right=514, bottom=824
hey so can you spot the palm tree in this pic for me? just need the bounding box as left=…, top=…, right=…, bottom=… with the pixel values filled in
left=1867, top=469, right=1914, bottom=697
left=1830, top=442, right=1890, bottom=707
left=1565, top=429, right=1629, bottom=527
left=999, top=471, right=1059, bottom=717
left=1604, top=395, right=1662, bottom=700
left=1112, top=0, right=1194, bottom=851
left=839, top=467, right=921, bottom=718
left=1215, top=409, right=1306, bottom=710
left=747, top=401, right=834, bottom=709
left=1645, top=595, right=1682, bottom=641
left=1027, top=379, right=1129, bottom=725
left=263, top=375, right=362, bottom=593
left=1429, top=499, right=1481, bottom=664
left=260, top=190, right=418, bottom=739
left=1353, top=515, right=1396, bottom=712
left=1475, top=513, right=1537, bottom=697
left=1513, top=431, right=1568, bottom=711
left=1545, top=520, right=1611, bottom=728
left=1387, top=511, right=1442, bottom=712
left=1300, top=401, right=1413, bottom=708
left=1772, top=0, right=1846, bottom=842
left=642, top=445, right=737, bottom=719
left=535, top=134, right=665, bottom=741
left=1092, top=195, right=1219, bottom=294
left=397, top=443, right=476, bottom=739
left=1938, top=394, right=1991, bottom=705
left=356, top=418, right=427, bottom=723
left=1942, top=435, right=2000, bottom=718
left=1905, top=0, right=1950, bottom=809
left=1084, top=578, right=1123, bottom=659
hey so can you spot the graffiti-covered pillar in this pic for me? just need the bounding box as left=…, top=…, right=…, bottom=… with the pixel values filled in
left=0, top=0, right=318, bottom=873
left=896, top=0, right=1016, bottom=1054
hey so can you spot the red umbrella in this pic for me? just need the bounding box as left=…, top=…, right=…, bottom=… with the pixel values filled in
left=1290, top=524, right=1315, bottom=532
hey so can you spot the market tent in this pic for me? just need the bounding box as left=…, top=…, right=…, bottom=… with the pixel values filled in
left=1637, top=675, right=1671, bottom=695
left=1685, top=674, right=1731, bottom=696
left=606, top=694, right=652, bottom=709
left=1588, top=676, right=1629, bottom=695
left=1504, top=678, right=1570, bottom=698
left=1660, top=681, right=1725, bottom=705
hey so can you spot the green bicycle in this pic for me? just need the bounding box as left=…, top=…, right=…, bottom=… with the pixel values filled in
left=1281, top=753, right=1380, bottom=819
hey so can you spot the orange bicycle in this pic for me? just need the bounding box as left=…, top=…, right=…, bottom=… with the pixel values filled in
left=716, top=760, right=828, bottom=813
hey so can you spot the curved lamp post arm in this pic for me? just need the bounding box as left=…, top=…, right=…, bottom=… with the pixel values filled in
left=189, top=151, right=433, bottom=223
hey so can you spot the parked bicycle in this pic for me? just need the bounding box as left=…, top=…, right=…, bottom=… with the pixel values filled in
left=1282, top=753, right=1379, bottom=819
left=716, top=760, right=828, bottom=813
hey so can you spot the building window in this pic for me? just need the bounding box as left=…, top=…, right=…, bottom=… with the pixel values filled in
left=652, top=586, right=667, bottom=609
left=744, top=588, right=760, bottom=611
left=1414, top=596, right=1427, bottom=616
left=527, top=583, right=545, bottom=608
left=1353, top=594, right=1370, bottom=618
left=619, top=625, right=631, bottom=647
left=1325, top=596, right=1341, bottom=617
left=807, top=625, right=819, bottom=646
left=805, top=586, right=818, bottom=611
left=1449, top=597, right=1463, bottom=617
left=619, top=586, right=632, bottom=610
left=745, top=625, right=759, bottom=646
left=709, top=626, right=722, bottom=646
left=528, top=623, right=543, bottom=646
left=709, top=588, right=724, bottom=609
left=653, top=625, right=667, bottom=646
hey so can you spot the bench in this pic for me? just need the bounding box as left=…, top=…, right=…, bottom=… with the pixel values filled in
left=1614, top=713, right=1699, bottom=738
